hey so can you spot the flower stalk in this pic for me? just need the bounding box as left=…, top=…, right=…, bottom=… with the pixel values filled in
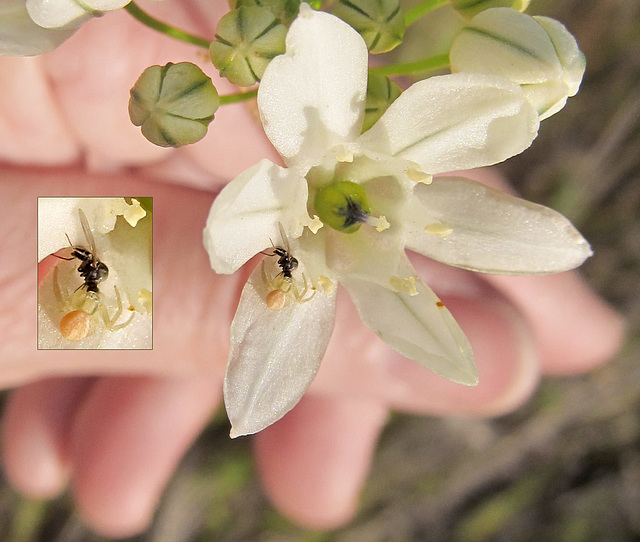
left=368, top=53, right=450, bottom=77
left=124, top=2, right=211, bottom=49
left=404, top=0, right=449, bottom=26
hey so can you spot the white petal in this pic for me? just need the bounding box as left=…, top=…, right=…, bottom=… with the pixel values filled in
left=450, top=8, right=563, bottom=85
left=358, top=73, right=539, bottom=174
left=521, top=80, right=571, bottom=121
left=257, top=5, right=368, bottom=172
left=224, top=265, right=337, bottom=437
left=0, top=0, right=76, bottom=55
left=405, top=176, right=592, bottom=274
left=534, top=16, right=585, bottom=97
left=203, top=159, right=310, bottom=274
left=322, top=225, right=405, bottom=288
left=342, top=257, right=477, bottom=385
left=26, top=0, right=128, bottom=28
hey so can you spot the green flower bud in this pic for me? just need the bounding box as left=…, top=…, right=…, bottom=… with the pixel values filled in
left=128, top=62, right=219, bottom=148
left=362, top=73, right=402, bottom=132
left=210, top=7, right=287, bottom=87
left=229, top=0, right=302, bottom=25
left=450, top=8, right=585, bottom=120
left=452, top=0, right=530, bottom=20
left=332, top=0, right=405, bottom=54
left=314, top=181, right=371, bottom=234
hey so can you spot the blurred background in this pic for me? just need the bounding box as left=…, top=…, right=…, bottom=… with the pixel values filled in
left=2, top=0, right=639, bottom=540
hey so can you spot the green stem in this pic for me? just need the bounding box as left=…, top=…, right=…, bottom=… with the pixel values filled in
left=368, top=53, right=450, bottom=77
left=219, top=89, right=258, bottom=105
left=404, top=0, right=450, bottom=27
left=124, top=2, right=211, bottom=49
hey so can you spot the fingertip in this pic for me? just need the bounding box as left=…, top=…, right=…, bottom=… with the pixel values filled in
left=1, top=378, right=91, bottom=499
left=487, top=272, right=625, bottom=375
left=254, top=395, right=388, bottom=530
left=70, top=376, right=221, bottom=538
left=465, top=298, right=540, bottom=416
left=380, top=295, right=540, bottom=418
left=1, top=413, right=69, bottom=499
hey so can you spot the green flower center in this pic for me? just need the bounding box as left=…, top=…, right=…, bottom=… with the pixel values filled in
left=314, top=181, right=371, bottom=233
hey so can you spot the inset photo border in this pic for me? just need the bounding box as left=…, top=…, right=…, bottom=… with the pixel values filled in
left=37, top=197, right=153, bottom=350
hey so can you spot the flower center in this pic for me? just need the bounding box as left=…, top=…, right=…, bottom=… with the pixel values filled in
left=314, top=181, right=372, bottom=234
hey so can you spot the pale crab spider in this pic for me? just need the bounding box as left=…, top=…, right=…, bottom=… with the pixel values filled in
left=52, top=262, right=134, bottom=341
left=260, top=224, right=316, bottom=310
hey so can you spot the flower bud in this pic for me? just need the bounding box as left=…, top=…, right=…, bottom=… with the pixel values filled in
left=362, top=73, right=402, bottom=132
left=210, top=7, right=287, bottom=87
left=26, top=0, right=130, bottom=29
left=314, top=181, right=371, bottom=234
left=332, top=0, right=405, bottom=54
left=451, top=0, right=530, bottom=20
left=128, top=62, right=219, bottom=148
left=450, top=8, right=585, bottom=120
left=229, top=0, right=302, bottom=25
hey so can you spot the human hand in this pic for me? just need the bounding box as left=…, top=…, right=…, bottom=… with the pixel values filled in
left=0, top=2, right=624, bottom=538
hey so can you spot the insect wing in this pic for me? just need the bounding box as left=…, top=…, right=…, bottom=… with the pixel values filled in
left=277, top=222, right=290, bottom=252
left=78, top=208, right=98, bottom=262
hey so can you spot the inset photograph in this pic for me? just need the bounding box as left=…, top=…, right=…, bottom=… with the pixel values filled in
left=37, top=197, right=152, bottom=349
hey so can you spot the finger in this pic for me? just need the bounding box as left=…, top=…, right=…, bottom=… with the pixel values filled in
left=0, top=56, right=79, bottom=165
left=254, top=394, right=388, bottom=529
left=1, top=377, right=94, bottom=498
left=381, top=294, right=539, bottom=416
left=70, top=375, right=221, bottom=538
left=311, top=267, right=539, bottom=417
left=485, top=272, right=625, bottom=374
left=40, top=6, right=276, bottom=185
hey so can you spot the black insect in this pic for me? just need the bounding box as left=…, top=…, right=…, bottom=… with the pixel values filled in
left=55, top=209, right=108, bottom=294
left=273, top=222, right=298, bottom=279
left=265, top=223, right=298, bottom=279
left=273, top=246, right=298, bottom=279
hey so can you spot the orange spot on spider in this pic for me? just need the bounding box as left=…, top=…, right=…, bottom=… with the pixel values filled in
left=436, top=301, right=445, bottom=308
left=266, top=289, right=287, bottom=310
left=60, top=310, right=90, bottom=341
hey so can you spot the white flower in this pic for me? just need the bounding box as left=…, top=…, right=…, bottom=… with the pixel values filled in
left=0, top=0, right=75, bottom=56
left=450, top=7, right=586, bottom=120
left=203, top=5, right=591, bottom=437
left=0, top=0, right=151, bottom=56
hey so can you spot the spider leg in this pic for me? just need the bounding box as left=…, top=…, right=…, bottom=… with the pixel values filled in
left=292, top=274, right=316, bottom=304
left=52, top=266, right=72, bottom=311
left=101, top=286, right=134, bottom=331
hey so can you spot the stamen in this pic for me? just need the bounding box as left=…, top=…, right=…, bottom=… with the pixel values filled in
left=317, top=275, right=336, bottom=295
left=335, top=146, right=354, bottom=163
left=407, top=168, right=432, bottom=184
left=389, top=275, right=418, bottom=296
left=424, top=223, right=453, bottom=238
left=365, top=214, right=390, bottom=232
left=138, top=289, right=153, bottom=313
left=306, top=215, right=324, bottom=234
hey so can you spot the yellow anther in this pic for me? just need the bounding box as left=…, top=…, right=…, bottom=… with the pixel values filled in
left=407, top=168, right=432, bottom=184
left=306, top=215, right=324, bottom=234
left=317, top=275, right=336, bottom=296
left=424, top=223, right=453, bottom=238
left=389, top=275, right=418, bottom=296
left=366, top=214, right=390, bottom=232
left=335, top=146, right=354, bottom=163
